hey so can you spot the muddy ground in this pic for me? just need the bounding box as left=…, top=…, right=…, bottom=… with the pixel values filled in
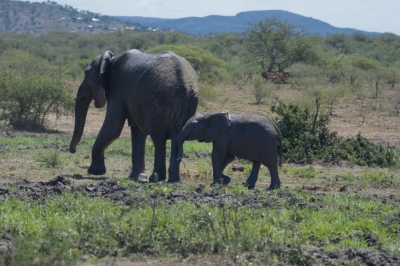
left=1, top=176, right=399, bottom=265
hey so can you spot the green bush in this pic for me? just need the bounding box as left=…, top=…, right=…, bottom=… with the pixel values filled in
left=271, top=99, right=399, bottom=167
left=271, top=99, right=339, bottom=163
left=339, top=133, right=398, bottom=167
left=0, top=50, right=74, bottom=130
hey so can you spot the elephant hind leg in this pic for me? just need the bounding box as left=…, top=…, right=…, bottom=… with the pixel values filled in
left=267, top=164, right=281, bottom=190
left=167, top=128, right=182, bottom=183
left=149, top=135, right=167, bottom=183
left=263, top=159, right=281, bottom=190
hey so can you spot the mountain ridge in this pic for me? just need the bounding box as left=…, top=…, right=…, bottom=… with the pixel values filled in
left=117, top=10, right=380, bottom=36
left=0, top=0, right=382, bottom=36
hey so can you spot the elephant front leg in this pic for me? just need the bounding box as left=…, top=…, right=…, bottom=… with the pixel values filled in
left=210, top=148, right=227, bottom=187
left=243, top=161, right=261, bottom=189
left=89, top=109, right=126, bottom=176
left=219, top=154, right=235, bottom=185
left=149, top=137, right=167, bottom=182
left=128, top=126, right=147, bottom=181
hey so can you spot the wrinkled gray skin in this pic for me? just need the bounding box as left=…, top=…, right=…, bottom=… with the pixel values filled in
left=69, top=49, right=199, bottom=183
left=177, top=112, right=282, bottom=190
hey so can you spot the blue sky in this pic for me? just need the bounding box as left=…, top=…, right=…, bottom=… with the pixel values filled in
left=34, top=0, right=400, bottom=34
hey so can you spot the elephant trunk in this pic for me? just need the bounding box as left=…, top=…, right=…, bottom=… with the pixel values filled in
left=177, top=130, right=187, bottom=162
left=69, top=97, right=91, bottom=153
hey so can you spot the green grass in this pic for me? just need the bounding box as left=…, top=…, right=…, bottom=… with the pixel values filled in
left=282, top=165, right=321, bottom=179
left=1, top=186, right=400, bottom=265
left=1, top=134, right=400, bottom=264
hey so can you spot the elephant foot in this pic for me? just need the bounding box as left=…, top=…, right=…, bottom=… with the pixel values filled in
left=128, top=171, right=148, bottom=182
left=210, top=175, right=231, bottom=187
left=221, top=174, right=231, bottom=185
left=149, top=173, right=166, bottom=183
left=167, top=176, right=181, bottom=183
left=243, top=181, right=255, bottom=190
left=88, top=163, right=106, bottom=175
left=267, top=183, right=281, bottom=190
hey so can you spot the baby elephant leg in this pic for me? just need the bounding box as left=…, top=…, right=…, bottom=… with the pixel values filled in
left=243, top=161, right=261, bottom=189
left=211, top=154, right=235, bottom=186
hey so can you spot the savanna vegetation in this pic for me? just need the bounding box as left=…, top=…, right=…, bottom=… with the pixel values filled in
left=1, top=17, right=400, bottom=265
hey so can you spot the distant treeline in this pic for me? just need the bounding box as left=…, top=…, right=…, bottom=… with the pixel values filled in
left=1, top=29, right=400, bottom=70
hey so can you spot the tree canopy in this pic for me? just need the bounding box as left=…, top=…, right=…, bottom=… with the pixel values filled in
left=243, top=17, right=321, bottom=72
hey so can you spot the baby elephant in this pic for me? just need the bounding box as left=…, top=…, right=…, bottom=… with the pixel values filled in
left=177, top=112, right=282, bottom=190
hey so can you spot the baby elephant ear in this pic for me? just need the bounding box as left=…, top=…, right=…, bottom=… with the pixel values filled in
left=204, top=112, right=230, bottom=143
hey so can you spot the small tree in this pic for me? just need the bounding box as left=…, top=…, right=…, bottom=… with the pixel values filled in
left=229, top=62, right=258, bottom=90
left=250, top=75, right=268, bottom=104
left=387, top=61, right=400, bottom=89
left=243, top=17, right=320, bottom=73
left=307, top=85, right=348, bottom=117
left=372, top=67, right=387, bottom=99
left=388, top=89, right=400, bottom=115
left=0, top=50, right=73, bottom=130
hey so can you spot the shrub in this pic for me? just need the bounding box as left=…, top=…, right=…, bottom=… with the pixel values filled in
left=339, top=133, right=398, bottom=167
left=250, top=74, right=268, bottom=104
left=271, top=99, right=339, bottom=163
left=271, top=99, right=399, bottom=167
left=0, top=50, right=74, bottom=130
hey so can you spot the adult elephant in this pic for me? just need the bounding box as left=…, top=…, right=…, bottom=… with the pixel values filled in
left=69, top=49, right=199, bottom=183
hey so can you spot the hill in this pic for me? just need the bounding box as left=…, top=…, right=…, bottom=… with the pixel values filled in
left=0, top=1, right=381, bottom=37
left=0, top=0, right=140, bottom=35
left=117, top=10, right=381, bottom=36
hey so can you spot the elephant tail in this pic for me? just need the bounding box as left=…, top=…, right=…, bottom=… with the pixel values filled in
left=276, top=126, right=283, bottom=167
left=278, top=137, right=283, bottom=167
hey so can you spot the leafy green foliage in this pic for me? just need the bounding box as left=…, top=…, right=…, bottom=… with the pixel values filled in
left=243, top=17, right=321, bottom=72
left=271, top=99, right=339, bottom=163
left=271, top=99, right=399, bottom=166
left=0, top=50, right=73, bottom=130
left=339, top=133, right=398, bottom=167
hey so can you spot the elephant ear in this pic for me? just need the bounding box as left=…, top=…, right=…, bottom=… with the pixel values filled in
left=204, top=112, right=230, bottom=143
left=95, top=51, right=114, bottom=108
